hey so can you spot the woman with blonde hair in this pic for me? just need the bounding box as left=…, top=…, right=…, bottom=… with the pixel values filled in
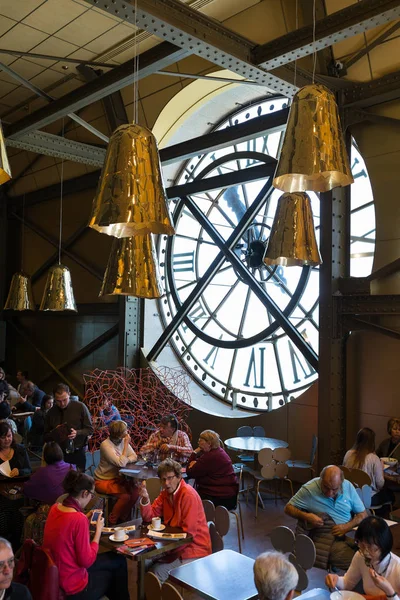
left=187, top=429, right=238, bottom=509
left=94, top=420, right=138, bottom=524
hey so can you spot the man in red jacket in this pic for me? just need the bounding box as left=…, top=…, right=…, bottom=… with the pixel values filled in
left=139, top=458, right=211, bottom=582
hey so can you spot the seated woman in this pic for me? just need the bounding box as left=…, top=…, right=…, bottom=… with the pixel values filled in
left=28, top=394, right=54, bottom=448
left=326, top=516, right=400, bottom=598
left=94, top=420, right=138, bottom=525
left=43, top=470, right=129, bottom=600
left=186, top=429, right=238, bottom=510
left=24, top=441, right=74, bottom=504
left=0, top=421, right=31, bottom=549
left=376, top=417, right=400, bottom=461
left=343, top=427, right=393, bottom=506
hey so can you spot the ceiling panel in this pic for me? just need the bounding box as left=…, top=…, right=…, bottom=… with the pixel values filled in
left=55, top=9, right=118, bottom=46
left=84, top=23, right=136, bottom=55
left=0, top=15, right=18, bottom=37
left=0, top=86, right=35, bottom=107
left=29, top=37, right=80, bottom=68
left=0, top=0, right=46, bottom=21
left=0, top=23, right=48, bottom=53
left=22, top=0, right=88, bottom=35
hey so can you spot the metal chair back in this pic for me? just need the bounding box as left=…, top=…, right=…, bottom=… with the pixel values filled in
left=208, top=521, right=224, bottom=553
left=273, top=447, right=291, bottom=463
left=215, top=505, right=230, bottom=537
left=258, top=447, right=273, bottom=467
left=236, top=426, right=253, bottom=437
left=202, top=499, right=215, bottom=522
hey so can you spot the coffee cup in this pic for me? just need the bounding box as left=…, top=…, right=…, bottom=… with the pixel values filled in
left=152, top=517, right=162, bottom=530
left=113, top=527, right=126, bottom=541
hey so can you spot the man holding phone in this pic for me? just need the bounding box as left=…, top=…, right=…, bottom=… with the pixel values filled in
left=44, top=383, right=93, bottom=470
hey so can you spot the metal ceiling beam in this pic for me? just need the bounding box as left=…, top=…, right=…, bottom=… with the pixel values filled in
left=343, top=68, right=400, bottom=107
left=253, top=0, right=400, bottom=70
left=0, top=48, right=116, bottom=69
left=82, top=0, right=298, bottom=96
left=8, top=106, right=288, bottom=177
left=6, top=42, right=188, bottom=139
left=6, top=130, right=106, bottom=167
left=0, top=60, right=109, bottom=143
left=344, top=20, right=400, bottom=69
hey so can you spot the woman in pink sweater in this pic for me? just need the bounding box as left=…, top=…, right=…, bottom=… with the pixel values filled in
left=43, top=470, right=129, bottom=599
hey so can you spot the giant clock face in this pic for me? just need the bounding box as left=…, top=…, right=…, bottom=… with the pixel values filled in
left=155, top=97, right=375, bottom=412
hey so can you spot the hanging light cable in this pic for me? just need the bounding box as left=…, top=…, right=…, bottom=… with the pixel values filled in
left=4, top=194, right=35, bottom=310
left=40, top=124, right=77, bottom=312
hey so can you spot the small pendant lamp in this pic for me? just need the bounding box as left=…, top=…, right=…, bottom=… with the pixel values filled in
left=4, top=272, right=35, bottom=310
left=40, top=264, right=77, bottom=312
left=100, top=233, right=163, bottom=298
left=0, top=120, right=11, bottom=185
left=273, top=84, right=353, bottom=193
left=264, top=192, right=322, bottom=267
left=89, top=123, right=175, bottom=238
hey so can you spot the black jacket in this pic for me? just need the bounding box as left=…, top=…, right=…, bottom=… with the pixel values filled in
left=5, top=582, right=32, bottom=599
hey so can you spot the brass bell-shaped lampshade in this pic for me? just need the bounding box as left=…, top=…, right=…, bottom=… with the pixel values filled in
left=273, top=84, right=353, bottom=193
left=264, top=192, right=322, bottom=267
left=40, top=264, right=77, bottom=312
left=4, top=272, right=35, bottom=310
left=0, top=120, right=11, bottom=185
left=89, top=123, right=175, bottom=238
left=100, top=234, right=163, bottom=298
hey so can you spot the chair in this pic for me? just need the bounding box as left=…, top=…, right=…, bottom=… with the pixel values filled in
left=144, top=571, right=162, bottom=600
left=236, top=426, right=253, bottom=437
left=162, top=581, right=184, bottom=600
left=202, top=499, right=215, bottom=522
left=356, top=484, right=393, bottom=515
left=254, top=447, right=294, bottom=518
left=253, top=426, right=265, bottom=437
left=146, top=477, right=162, bottom=503
left=208, top=521, right=224, bottom=553
left=215, top=505, right=230, bottom=537
left=287, top=434, right=318, bottom=478
left=15, top=539, right=65, bottom=600
left=270, top=526, right=316, bottom=592
left=341, top=466, right=371, bottom=488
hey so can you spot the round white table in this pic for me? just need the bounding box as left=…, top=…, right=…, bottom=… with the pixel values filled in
left=224, top=436, right=288, bottom=453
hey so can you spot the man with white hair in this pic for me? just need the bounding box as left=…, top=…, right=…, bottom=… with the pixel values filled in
left=0, top=538, right=32, bottom=599
left=254, top=551, right=298, bottom=600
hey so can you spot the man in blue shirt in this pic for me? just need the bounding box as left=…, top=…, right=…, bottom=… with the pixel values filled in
left=285, top=465, right=367, bottom=569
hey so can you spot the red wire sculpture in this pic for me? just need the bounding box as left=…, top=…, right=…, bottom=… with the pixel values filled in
left=83, top=366, right=192, bottom=452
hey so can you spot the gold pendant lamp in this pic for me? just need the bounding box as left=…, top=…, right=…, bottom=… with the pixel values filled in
left=273, top=84, right=353, bottom=193
left=89, top=123, right=175, bottom=238
left=100, top=234, right=163, bottom=298
left=40, top=264, right=77, bottom=312
left=0, top=120, right=11, bottom=185
left=264, top=192, right=322, bottom=267
left=4, top=272, right=35, bottom=310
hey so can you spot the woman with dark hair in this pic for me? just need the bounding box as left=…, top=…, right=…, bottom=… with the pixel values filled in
left=187, top=429, right=238, bottom=509
left=28, top=394, right=54, bottom=448
left=343, top=427, right=392, bottom=506
left=94, top=420, right=138, bottom=525
left=377, top=417, right=400, bottom=461
left=24, top=441, right=74, bottom=504
left=0, top=421, right=31, bottom=548
left=326, top=516, right=400, bottom=598
left=43, top=470, right=129, bottom=600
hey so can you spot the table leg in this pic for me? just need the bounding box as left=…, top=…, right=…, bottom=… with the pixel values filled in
left=137, top=560, right=146, bottom=600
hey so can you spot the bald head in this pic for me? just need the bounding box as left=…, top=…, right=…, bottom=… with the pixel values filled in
left=320, top=465, right=344, bottom=498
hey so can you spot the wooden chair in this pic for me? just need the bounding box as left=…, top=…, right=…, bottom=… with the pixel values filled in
left=253, top=447, right=294, bottom=518
left=270, top=526, right=316, bottom=592
left=162, top=581, right=184, bottom=600
left=144, top=571, right=161, bottom=600
left=287, top=434, right=318, bottom=478
left=208, top=521, right=224, bottom=553
left=341, top=466, right=371, bottom=488
left=146, top=477, right=162, bottom=503
left=215, top=505, right=230, bottom=537
left=202, top=499, right=215, bottom=522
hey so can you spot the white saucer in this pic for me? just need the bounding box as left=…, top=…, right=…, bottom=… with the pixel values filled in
left=109, top=534, right=129, bottom=542
left=148, top=524, right=166, bottom=531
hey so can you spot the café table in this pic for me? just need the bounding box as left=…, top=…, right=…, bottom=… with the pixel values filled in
left=119, top=461, right=159, bottom=480
left=169, top=549, right=257, bottom=600
left=99, top=517, right=192, bottom=600
left=224, top=436, right=288, bottom=453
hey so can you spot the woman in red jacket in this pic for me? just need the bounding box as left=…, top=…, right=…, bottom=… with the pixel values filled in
left=187, top=429, right=238, bottom=510
left=43, top=470, right=129, bottom=600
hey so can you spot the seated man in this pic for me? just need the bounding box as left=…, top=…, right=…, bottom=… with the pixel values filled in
left=140, top=414, right=193, bottom=463
left=138, top=458, right=211, bottom=582
left=99, top=396, right=121, bottom=427
left=284, top=465, right=367, bottom=570
left=254, top=551, right=298, bottom=600
left=19, top=381, right=45, bottom=409
left=0, top=537, right=32, bottom=599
